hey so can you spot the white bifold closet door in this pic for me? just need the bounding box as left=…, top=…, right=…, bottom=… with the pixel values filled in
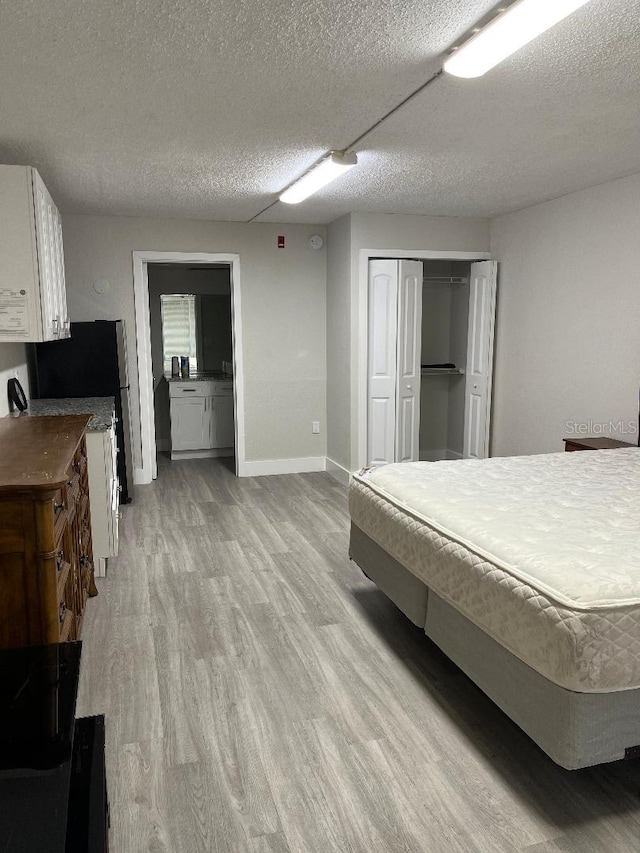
left=367, top=259, right=422, bottom=466
left=463, top=261, right=497, bottom=459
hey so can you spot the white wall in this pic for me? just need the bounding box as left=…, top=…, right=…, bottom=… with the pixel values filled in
left=0, top=343, right=29, bottom=417
left=490, top=172, right=640, bottom=457
left=326, top=214, right=352, bottom=478
left=61, top=215, right=327, bottom=472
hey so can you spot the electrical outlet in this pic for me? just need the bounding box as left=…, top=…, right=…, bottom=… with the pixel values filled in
left=312, top=421, right=320, bottom=434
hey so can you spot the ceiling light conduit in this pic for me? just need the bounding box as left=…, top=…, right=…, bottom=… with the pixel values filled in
left=252, top=0, right=592, bottom=220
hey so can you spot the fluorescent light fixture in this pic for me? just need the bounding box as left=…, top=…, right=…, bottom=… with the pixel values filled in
left=280, top=151, right=358, bottom=204
left=443, top=0, right=593, bottom=78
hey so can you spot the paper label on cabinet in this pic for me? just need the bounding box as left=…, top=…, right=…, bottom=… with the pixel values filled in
left=0, top=288, right=29, bottom=335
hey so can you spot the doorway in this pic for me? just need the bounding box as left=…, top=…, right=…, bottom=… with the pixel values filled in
left=361, top=251, right=496, bottom=469
left=132, top=251, right=245, bottom=483
left=148, top=263, right=234, bottom=471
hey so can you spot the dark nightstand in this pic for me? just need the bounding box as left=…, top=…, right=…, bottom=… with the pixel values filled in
left=563, top=437, right=637, bottom=452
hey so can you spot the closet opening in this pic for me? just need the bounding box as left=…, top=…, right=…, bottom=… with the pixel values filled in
left=365, top=256, right=496, bottom=469
left=420, top=260, right=470, bottom=462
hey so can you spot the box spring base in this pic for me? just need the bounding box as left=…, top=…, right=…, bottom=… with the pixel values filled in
left=349, top=522, right=640, bottom=770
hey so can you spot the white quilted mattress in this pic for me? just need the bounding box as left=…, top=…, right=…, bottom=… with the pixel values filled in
left=349, top=449, right=640, bottom=693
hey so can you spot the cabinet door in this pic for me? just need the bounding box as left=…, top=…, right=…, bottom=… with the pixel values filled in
left=0, top=166, right=68, bottom=343
left=171, top=397, right=209, bottom=450
left=211, top=396, right=235, bottom=448
left=31, top=170, right=69, bottom=341
left=86, top=426, right=119, bottom=571
left=463, top=261, right=497, bottom=459
left=53, top=206, right=69, bottom=338
left=33, top=173, right=59, bottom=340
left=395, top=260, right=422, bottom=464
left=367, top=260, right=398, bottom=466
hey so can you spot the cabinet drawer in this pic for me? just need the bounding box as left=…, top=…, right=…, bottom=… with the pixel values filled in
left=169, top=382, right=210, bottom=397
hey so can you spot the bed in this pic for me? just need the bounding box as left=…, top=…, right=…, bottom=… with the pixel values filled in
left=348, top=448, right=640, bottom=770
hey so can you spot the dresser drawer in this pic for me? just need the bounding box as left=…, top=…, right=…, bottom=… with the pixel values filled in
left=53, top=488, right=68, bottom=542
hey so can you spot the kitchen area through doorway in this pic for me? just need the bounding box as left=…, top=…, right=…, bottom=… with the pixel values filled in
left=147, top=263, right=235, bottom=475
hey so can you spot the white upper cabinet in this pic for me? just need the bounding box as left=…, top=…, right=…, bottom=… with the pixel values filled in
left=0, top=165, right=69, bottom=342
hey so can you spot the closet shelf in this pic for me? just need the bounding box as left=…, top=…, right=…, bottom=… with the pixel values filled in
left=423, top=276, right=468, bottom=288
left=421, top=367, right=464, bottom=376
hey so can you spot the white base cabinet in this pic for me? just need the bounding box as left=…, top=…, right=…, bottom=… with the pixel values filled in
left=169, top=380, right=234, bottom=460
left=86, top=421, right=119, bottom=577
left=0, top=165, right=69, bottom=342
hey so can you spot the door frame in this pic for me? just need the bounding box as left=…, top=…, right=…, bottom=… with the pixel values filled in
left=132, top=250, right=245, bottom=483
left=357, top=248, right=491, bottom=472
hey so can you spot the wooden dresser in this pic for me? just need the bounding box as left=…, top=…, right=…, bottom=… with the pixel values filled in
left=0, top=415, right=98, bottom=649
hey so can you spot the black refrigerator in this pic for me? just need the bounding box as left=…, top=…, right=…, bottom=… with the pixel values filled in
left=32, top=320, right=133, bottom=503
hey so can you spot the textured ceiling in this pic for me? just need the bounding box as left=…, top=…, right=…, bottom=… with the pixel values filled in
left=0, top=0, right=638, bottom=224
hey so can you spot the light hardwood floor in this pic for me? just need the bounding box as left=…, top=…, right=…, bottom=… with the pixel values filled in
left=77, top=457, right=640, bottom=852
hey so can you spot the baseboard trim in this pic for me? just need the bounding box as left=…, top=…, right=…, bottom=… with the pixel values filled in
left=326, top=458, right=351, bottom=486
left=419, top=449, right=463, bottom=462
left=238, top=456, right=326, bottom=477
left=170, top=447, right=234, bottom=461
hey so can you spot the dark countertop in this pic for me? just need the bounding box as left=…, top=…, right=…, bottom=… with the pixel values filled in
left=166, top=372, right=233, bottom=383
left=22, top=397, right=115, bottom=431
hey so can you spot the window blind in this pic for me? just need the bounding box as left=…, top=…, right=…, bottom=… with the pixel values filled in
left=161, top=295, right=199, bottom=373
